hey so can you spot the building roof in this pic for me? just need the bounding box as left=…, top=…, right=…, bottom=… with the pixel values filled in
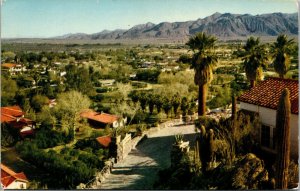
left=1, top=106, right=24, bottom=120
left=1, top=164, right=28, bottom=188
left=1, top=106, right=34, bottom=135
left=80, top=110, right=119, bottom=124
left=1, top=106, right=25, bottom=123
left=1, top=63, right=17, bottom=68
left=96, top=136, right=112, bottom=148
left=238, top=77, right=298, bottom=114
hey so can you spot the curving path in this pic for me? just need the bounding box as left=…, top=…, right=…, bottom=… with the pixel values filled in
left=98, top=123, right=196, bottom=190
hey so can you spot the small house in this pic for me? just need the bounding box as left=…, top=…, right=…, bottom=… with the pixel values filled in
left=140, top=61, right=154, bottom=68
left=1, top=106, right=35, bottom=137
left=99, top=79, right=115, bottom=87
left=1, top=63, right=27, bottom=75
left=1, top=164, right=28, bottom=189
left=80, top=110, right=125, bottom=129
left=237, top=77, right=298, bottom=158
left=96, top=136, right=112, bottom=148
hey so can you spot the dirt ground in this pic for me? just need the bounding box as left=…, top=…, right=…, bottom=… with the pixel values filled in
left=98, top=122, right=197, bottom=189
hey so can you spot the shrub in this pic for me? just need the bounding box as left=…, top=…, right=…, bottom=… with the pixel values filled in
left=146, top=114, right=159, bottom=124
left=96, top=87, right=109, bottom=93
left=16, top=141, right=100, bottom=189
left=288, top=161, right=299, bottom=189
left=78, top=152, right=104, bottom=169
left=34, top=128, right=72, bottom=149
left=131, top=82, right=147, bottom=88
left=92, top=94, right=104, bottom=102
left=195, top=116, right=219, bottom=130
left=1, top=123, right=20, bottom=147
left=131, top=110, right=148, bottom=124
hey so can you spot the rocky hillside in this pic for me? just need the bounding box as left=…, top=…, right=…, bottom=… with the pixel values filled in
left=55, top=12, right=298, bottom=40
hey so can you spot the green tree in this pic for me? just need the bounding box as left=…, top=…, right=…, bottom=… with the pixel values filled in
left=271, top=34, right=295, bottom=78
left=154, top=94, right=163, bottom=113
left=180, top=97, right=189, bottom=117
left=186, top=32, right=218, bottom=116
left=139, top=93, right=148, bottom=112
left=162, top=97, right=172, bottom=117
left=55, top=91, right=91, bottom=138
left=64, top=65, right=95, bottom=96
left=1, top=76, right=18, bottom=106
left=2, top=51, right=16, bottom=62
left=172, top=94, right=181, bottom=116
left=31, top=95, right=49, bottom=112
left=148, top=93, right=156, bottom=114
left=237, top=37, right=268, bottom=88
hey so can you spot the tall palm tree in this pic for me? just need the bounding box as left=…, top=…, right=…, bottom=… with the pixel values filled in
left=237, top=37, right=268, bottom=88
left=186, top=32, right=218, bottom=116
left=271, top=34, right=295, bottom=78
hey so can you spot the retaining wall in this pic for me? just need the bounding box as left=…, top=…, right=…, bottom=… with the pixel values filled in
left=80, top=118, right=183, bottom=189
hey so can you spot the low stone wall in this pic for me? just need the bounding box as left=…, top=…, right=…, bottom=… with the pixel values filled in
left=117, top=133, right=131, bottom=162
left=79, top=118, right=184, bottom=189
left=77, top=159, right=114, bottom=189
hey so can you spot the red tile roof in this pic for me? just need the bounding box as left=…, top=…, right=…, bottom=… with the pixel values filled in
left=1, top=63, right=17, bottom=68
left=96, top=136, right=112, bottom=148
left=1, top=106, right=24, bottom=122
left=238, top=77, right=298, bottom=114
left=80, top=110, right=119, bottom=124
left=1, top=106, right=34, bottom=136
left=1, top=164, right=28, bottom=188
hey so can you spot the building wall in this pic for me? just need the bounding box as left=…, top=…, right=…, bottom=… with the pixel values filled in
left=240, top=102, right=298, bottom=158
left=88, top=120, right=109, bottom=129
left=6, top=180, right=27, bottom=189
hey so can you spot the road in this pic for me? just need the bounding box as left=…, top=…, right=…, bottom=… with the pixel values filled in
left=98, top=123, right=196, bottom=189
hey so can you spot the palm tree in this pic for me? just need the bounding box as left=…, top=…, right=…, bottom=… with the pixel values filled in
left=271, top=34, right=295, bottom=78
left=186, top=32, right=218, bottom=116
left=237, top=37, right=268, bottom=88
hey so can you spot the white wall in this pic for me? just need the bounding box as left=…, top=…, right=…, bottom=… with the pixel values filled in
left=240, top=102, right=298, bottom=158
left=113, top=121, right=118, bottom=128
left=6, top=180, right=27, bottom=189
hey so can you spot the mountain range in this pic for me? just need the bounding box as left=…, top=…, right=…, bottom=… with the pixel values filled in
left=55, top=12, right=298, bottom=40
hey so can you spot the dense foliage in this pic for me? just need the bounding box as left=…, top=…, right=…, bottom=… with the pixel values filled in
left=16, top=141, right=104, bottom=189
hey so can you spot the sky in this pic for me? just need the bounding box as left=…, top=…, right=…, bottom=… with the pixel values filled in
left=1, top=0, right=298, bottom=38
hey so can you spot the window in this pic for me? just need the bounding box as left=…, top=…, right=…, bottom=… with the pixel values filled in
left=261, top=125, right=270, bottom=147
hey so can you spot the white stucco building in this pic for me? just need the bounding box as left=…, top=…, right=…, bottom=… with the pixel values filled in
left=237, top=77, right=298, bottom=159
left=1, top=164, right=28, bottom=189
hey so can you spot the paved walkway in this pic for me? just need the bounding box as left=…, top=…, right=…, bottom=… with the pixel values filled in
left=98, top=123, right=196, bottom=189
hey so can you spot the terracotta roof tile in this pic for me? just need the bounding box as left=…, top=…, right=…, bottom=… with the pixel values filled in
left=14, top=172, right=28, bottom=180
left=1, top=106, right=33, bottom=129
left=96, top=136, right=112, bottom=148
left=80, top=110, right=119, bottom=124
left=238, top=77, right=298, bottom=114
left=1, top=164, right=28, bottom=187
left=1, top=164, right=16, bottom=177
left=1, top=113, right=16, bottom=123
left=1, top=63, right=17, bottom=68
left=1, top=106, right=24, bottom=122
left=1, top=176, right=15, bottom=187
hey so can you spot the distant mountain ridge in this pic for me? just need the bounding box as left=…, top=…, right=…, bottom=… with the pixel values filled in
left=54, top=12, right=298, bottom=40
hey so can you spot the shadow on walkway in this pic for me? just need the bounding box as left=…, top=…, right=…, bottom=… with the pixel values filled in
left=100, top=132, right=197, bottom=189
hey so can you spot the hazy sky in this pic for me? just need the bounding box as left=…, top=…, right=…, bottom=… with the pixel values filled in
left=1, top=0, right=298, bottom=38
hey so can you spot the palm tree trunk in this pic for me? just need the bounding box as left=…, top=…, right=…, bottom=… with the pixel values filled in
left=198, top=84, right=207, bottom=116
left=250, top=80, right=256, bottom=88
